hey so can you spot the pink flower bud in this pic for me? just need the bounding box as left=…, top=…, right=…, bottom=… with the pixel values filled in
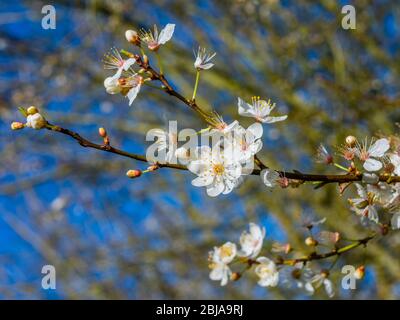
left=126, top=169, right=142, bottom=178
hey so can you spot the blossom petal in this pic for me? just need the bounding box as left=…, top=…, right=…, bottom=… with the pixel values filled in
left=247, top=122, right=263, bottom=140
left=238, top=97, right=255, bottom=117
left=188, top=160, right=208, bottom=175
left=363, top=158, right=383, bottom=172
left=191, top=175, right=213, bottom=187
left=368, top=138, right=390, bottom=157
left=260, top=115, right=288, bottom=124
left=323, top=279, right=335, bottom=298
left=123, top=58, right=136, bottom=71
left=207, top=182, right=225, bottom=197
left=127, top=84, right=141, bottom=106
left=158, top=23, right=175, bottom=45
left=200, top=62, right=214, bottom=70
left=249, top=223, right=265, bottom=240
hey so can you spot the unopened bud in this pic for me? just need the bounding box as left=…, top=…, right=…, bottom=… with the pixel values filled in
left=27, top=106, right=39, bottom=115
left=354, top=266, right=365, bottom=280
left=11, top=122, right=24, bottom=130
left=345, top=135, right=357, bottom=147
left=126, top=169, right=142, bottom=178
left=305, top=236, right=318, bottom=247
left=125, top=30, right=141, bottom=46
left=230, top=272, right=241, bottom=281
left=98, top=127, right=107, bottom=138
left=142, top=54, right=149, bottom=65
left=321, top=270, right=330, bottom=278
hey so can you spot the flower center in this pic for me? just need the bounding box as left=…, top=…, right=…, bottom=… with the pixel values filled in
left=213, top=164, right=225, bottom=176
left=220, top=245, right=233, bottom=258
left=258, top=265, right=273, bottom=277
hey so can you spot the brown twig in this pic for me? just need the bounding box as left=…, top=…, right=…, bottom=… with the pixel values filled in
left=45, top=123, right=400, bottom=185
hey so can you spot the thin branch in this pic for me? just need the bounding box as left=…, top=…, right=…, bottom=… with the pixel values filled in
left=45, top=123, right=400, bottom=184
left=277, top=234, right=375, bottom=266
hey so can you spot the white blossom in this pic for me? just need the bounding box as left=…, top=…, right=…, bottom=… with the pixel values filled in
left=254, top=257, right=279, bottom=287
left=224, top=123, right=263, bottom=165
left=208, top=119, right=239, bottom=137
left=238, top=96, right=287, bottom=124
left=208, top=242, right=236, bottom=286
left=188, top=145, right=242, bottom=197
left=280, top=265, right=314, bottom=295
left=26, top=113, right=46, bottom=129
left=140, top=23, right=175, bottom=51
left=104, top=71, right=143, bottom=105
left=104, top=75, right=121, bottom=94
left=354, top=138, right=390, bottom=172
left=194, top=47, right=216, bottom=70
left=310, top=272, right=334, bottom=298
left=348, top=184, right=379, bottom=223
left=238, top=223, right=265, bottom=258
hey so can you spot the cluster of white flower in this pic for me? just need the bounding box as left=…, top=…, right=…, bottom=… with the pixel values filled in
left=332, top=136, right=400, bottom=229
left=208, top=222, right=342, bottom=298
left=181, top=98, right=287, bottom=197
left=102, top=23, right=288, bottom=197
left=103, top=24, right=176, bottom=105
left=208, top=223, right=279, bottom=287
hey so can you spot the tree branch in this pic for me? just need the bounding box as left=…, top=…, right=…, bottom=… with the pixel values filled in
left=45, top=123, right=400, bottom=185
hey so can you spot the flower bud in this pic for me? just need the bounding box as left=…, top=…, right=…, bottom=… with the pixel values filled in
left=26, top=113, right=46, bottom=129
left=11, top=122, right=24, bottom=130
left=354, top=266, right=365, bottom=280
left=125, top=30, right=141, bottom=46
left=142, top=54, right=149, bottom=65
left=126, top=169, right=142, bottom=178
left=27, top=106, right=39, bottom=115
left=230, top=272, right=241, bottom=281
left=305, top=236, right=318, bottom=247
left=321, top=270, right=330, bottom=278
left=98, top=127, right=107, bottom=138
left=104, top=76, right=121, bottom=94
left=345, top=135, right=357, bottom=147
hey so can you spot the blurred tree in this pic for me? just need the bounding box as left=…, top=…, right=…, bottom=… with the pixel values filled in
left=0, top=0, right=399, bottom=299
